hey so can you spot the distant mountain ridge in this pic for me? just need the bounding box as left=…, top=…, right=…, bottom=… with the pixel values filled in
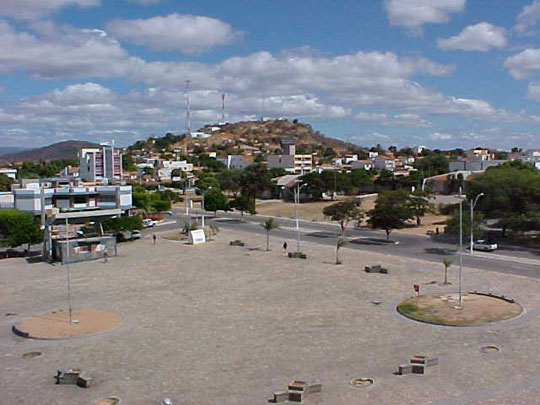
left=0, top=140, right=99, bottom=163
left=0, top=147, right=31, bottom=156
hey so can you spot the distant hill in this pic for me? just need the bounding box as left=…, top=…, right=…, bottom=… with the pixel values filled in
left=130, top=119, right=358, bottom=154
left=0, top=140, right=99, bottom=163
left=205, top=119, right=356, bottom=150
left=0, top=147, right=31, bottom=156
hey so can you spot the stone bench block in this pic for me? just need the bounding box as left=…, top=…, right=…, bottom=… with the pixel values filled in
left=411, top=355, right=438, bottom=367
left=271, top=391, right=289, bottom=403
left=412, top=364, right=425, bottom=374
left=288, top=390, right=307, bottom=402
left=307, top=382, right=323, bottom=393
left=398, top=364, right=413, bottom=375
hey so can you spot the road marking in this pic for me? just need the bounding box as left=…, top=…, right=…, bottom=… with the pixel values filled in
left=466, top=252, right=540, bottom=266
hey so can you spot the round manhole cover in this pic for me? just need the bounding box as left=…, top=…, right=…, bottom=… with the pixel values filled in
left=350, top=378, right=373, bottom=388
left=21, top=351, right=41, bottom=359
left=96, top=397, right=121, bottom=405
left=481, top=345, right=500, bottom=354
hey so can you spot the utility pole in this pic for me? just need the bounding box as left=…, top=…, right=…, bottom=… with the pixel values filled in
left=185, top=80, right=191, bottom=137
left=65, top=218, right=73, bottom=325
left=221, top=93, right=226, bottom=123
left=470, top=193, right=485, bottom=254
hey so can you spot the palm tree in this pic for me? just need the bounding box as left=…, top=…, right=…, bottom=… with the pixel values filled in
left=261, top=218, right=279, bottom=251
left=442, top=258, right=453, bottom=285
left=335, top=237, right=347, bottom=264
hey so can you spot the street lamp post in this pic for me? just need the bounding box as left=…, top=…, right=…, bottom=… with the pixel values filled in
left=456, top=187, right=467, bottom=308
left=469, top=193, right=485, bottom=255
left=201, top=189, right=206, bottom=229
left=65, top=218, right=73, bottom=325
left=294, top=182, right=306, bottom=252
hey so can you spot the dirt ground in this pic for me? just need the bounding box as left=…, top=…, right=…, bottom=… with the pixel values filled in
left=399, top=293, right=523, bottom=326
left=15, top=309, right=123, bottom=339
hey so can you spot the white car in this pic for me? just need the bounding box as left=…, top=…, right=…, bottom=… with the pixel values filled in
left=142, top=219, right=155, bottom=228
left=473, top=240, right=498, bottom=251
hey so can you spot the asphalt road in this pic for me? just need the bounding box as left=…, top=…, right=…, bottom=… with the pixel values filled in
left=153, top=208, right=540, bottom=279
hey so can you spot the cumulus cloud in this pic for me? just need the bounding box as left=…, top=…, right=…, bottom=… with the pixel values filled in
left=504, top=48, right=540, bottom=79
left=429, top=132, right=452, bottom=140
left=515, top=0, right=540, bottom=35
left=126, top=0, right=160, bottom=5
left=384, top=0, right=465, bottom=32
left=0, top=0, right=99, bottom=20
left=354, top=112, right=432, bottom=127
left=0, top=21, right=143, bottom=80
left=437, top=22, right=507, bottom=51
left=106, top=14, right=241, bottom=54
left=527, top=81, right=540, bottom=101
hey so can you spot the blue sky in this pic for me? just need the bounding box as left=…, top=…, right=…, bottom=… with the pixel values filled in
left=0, top=0, right=539, bottom=150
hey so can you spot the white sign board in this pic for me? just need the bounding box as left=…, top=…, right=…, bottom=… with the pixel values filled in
left=189, top=229, right=206, bottom=245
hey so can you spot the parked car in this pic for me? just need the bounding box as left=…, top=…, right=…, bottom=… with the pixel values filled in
left=142, top=219, right=155, bottom=228
left=473, top=240, right=498, bottom=251
left=130, top=230, right=142, bottom=240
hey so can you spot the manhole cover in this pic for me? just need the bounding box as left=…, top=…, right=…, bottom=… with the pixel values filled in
left=350, top=378, right=373, bottom=388
left=480, top=345, right=500, bottom=354
left=96, top=397, right=121, bottom=405
left=21, top=351, right=41, bottom=359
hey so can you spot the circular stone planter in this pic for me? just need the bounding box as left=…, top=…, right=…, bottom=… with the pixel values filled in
left=480, top=345, right=501, bottom=354
left=96, top=397, right=121, bottom=405
left=13, top=309, right=123, bottom=340
left=397, top=292, right=522, bottom=327
left=350, top=378, right=374, bottom=388
left=22, top=351, right=41, bottom=359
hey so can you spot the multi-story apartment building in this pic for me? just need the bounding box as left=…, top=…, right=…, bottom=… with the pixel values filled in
left=267, top=154, right=313, bottom=174
left=79, top=143, right=122, bottom=183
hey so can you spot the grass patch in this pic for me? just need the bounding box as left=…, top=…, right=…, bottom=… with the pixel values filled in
left=397, top=301, right=418, bottom=316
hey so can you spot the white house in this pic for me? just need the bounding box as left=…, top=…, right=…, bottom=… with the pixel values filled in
left=350, top=160, right=373, bottom=171
left=158, top=160, right=193, bottom=181
left=0, top=168, right=17, bottom=179
left=217, top=155, right=251, bottom=170
left=373, top=156, right=396, bottom=171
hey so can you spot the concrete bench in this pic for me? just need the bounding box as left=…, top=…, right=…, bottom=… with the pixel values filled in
left=411, top=355, right=438, bottom=367
left=229, top=240, right=245, bottom=247
left=364, top=265, right=388, bottom=274
left=288, top=252, right=307, bottom=259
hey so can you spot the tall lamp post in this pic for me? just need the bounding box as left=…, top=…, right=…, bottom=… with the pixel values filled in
left=457, top=188, right=466, bottom=308
left=469, top=193, right=485, bottom=254
left=294, top=182, right=307, bottom=252
left=64, top=218, right=73, bottom=325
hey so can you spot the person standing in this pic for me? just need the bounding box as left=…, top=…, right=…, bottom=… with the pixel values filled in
left=153, top=233, right=157, bottom=245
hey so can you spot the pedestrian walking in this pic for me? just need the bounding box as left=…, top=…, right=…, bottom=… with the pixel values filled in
left=103, top=250, right=108, bottom=263
left=153, top=233, right=157, bottom=245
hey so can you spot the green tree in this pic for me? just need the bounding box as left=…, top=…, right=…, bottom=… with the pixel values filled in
left=261, top=218, right=279, bottom=251
left=468, top=161, right=540, bottom=236
left=204, top=188, right=229, bottom=213
left=195, top=173, right=220, bottom=191
left=323, top=199, right=364, bottom=236
left=406, top=194, right=434, bottom=225
left=103, top=215, right=142, bottom=233
left=217, top=169, right=242, bottom=196
left=151, top=199, right=172, bottom=213
left=0, top=174, right=14, bottom=192
left=0, top=209, right=43, bottom=249
left=368, top=190, right=414, bottom=239
left=239, top=164, right=274, bottom=198
left=444, top=206, right=485, bottom=241
left=230, top=195, right=256, bottom=220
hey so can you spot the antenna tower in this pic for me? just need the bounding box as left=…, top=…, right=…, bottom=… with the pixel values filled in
left=185, top=80, right=191, bottom=136
left=221, top=93, right=226, bottom=123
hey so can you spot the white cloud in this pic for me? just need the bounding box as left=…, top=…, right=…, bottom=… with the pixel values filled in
left=515, top=0, right=540, bottom=35
left=126, top=0, right=160, bottom=5
left=429, top=132, right=452, bottom=140
left=384, top=0, right=465, bottom=32
left=0, top=20, right=140, bottom=79
left=527, top=81, right=540, bottom=101
left=0, top=0, right=99, bottom=20
left=504, top=48, right=540, bottom=79
left=354, top=111, right=432, bottom=127
left=106, top=14, right=241, bottom=54
left=437, top=22, right=507, bottom=51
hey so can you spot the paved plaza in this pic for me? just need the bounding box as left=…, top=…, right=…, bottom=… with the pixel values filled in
left=1, top=228, right=540, bottom=404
